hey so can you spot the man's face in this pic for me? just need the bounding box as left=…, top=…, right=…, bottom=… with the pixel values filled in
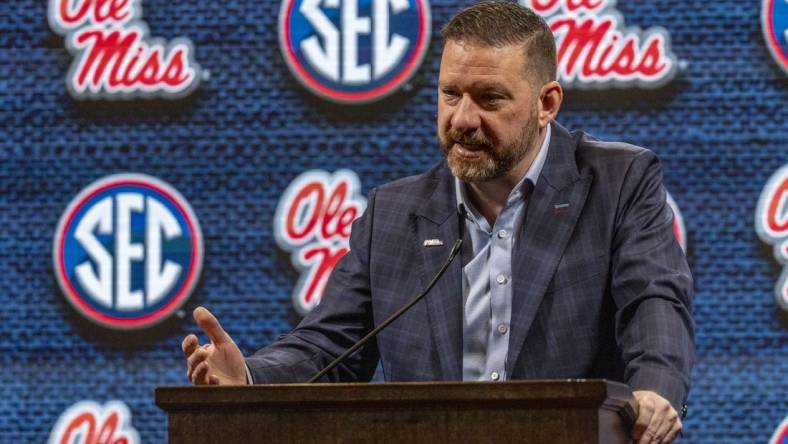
left=437, top=40, right=541, bottom=183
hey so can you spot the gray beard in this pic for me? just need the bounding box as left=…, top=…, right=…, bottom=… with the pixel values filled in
left=442, top=119, right=539, bottom=183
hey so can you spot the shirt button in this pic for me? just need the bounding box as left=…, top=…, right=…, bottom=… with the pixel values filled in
left=497, top=323, right=509, bottom=334
left=491, top=371, right=500, bottom=381
left=497, top=229, right=508, bottom=239
left=496, top=274, right=507, bottom=285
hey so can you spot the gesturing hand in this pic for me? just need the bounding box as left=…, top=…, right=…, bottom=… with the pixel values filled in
left=181, top=307, right=247, bottom=386
left=632, top=390, right=682, bottom=443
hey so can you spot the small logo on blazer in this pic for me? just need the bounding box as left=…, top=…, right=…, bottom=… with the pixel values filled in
left=423, top=239, right=444, bottom=247
left=553, top=202, right=570, bottom=216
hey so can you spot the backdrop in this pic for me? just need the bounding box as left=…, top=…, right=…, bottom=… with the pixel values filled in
left=1, top=0, right=786, bottom=442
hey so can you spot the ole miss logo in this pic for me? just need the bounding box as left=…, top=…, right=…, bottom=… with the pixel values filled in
left=279, top=0, right=431, bottom=104
left=762, top=0, right=788, bottom=74
left=274, top=170, right=366, bottom=314
left=53, top=174, right=203, bottom=329
left=48, top=400, right=139, bottom=444
left=522, top=0, right=678, bottom=88
left=48, top=0, right=202, bottom=99
left=756, top=164, right=788, bottom=312
left=666, top=192, right=687, bottom=252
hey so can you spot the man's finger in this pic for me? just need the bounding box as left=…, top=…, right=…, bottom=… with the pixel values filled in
left=193, top=307, right=232, bottom=345
left=187, top=347, right=209, bottom=370
left=187, top=347, right=209, bottom=380
left=638, top=410, right=665, bottom=444
left=632, top=398, right=654, bottom=441
left=208, top=375, right=220, bottom=385
left=637, top=403, right=665, bottom=444
left=664, top=418, right=683, bottom=443
left=192, top=361, right=209, bottom=385
left=652, top=408, right=677, bottom=443
left=182, top=334, right=198, bottom=357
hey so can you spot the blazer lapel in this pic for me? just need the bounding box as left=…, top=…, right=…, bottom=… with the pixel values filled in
left=413, top=165, right=464, bottom=380
left=506, top=123, right=592, bottom=375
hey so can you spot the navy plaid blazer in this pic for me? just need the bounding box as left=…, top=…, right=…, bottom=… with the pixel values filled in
left=247, top=121, right=695, bottom=412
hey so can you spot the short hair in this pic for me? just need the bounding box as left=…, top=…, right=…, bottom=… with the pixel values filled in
left=441, top=1, right=557, bottom=85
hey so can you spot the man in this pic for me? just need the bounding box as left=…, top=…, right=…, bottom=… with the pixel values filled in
left=182, top=2, right=694, bottom=443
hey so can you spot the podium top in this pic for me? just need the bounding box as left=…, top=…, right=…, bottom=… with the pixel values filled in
left=156, top=379, right=633, bottom=420
left=156, top=380, right=635, bottom=443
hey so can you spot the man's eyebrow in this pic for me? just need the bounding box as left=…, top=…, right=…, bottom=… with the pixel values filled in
left=471, top=82, right=509, bottom=91
left=439, top=81, right=509, bottom=92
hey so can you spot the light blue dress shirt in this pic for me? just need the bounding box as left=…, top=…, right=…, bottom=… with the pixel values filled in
left=246, top=127, right=552, bottom=385
left=456, top=125, right=551, bottom=382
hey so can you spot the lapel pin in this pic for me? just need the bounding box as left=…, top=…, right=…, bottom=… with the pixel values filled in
left=553, top=203, right=570, bottom=215
left=423, top=239, right=444, bottom=247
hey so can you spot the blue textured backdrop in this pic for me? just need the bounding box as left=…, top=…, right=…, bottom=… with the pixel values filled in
left=1, top=0, right=787, bottom=442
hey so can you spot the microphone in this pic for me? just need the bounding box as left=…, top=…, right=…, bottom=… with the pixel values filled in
left=308, top=204, right=468, bottom=383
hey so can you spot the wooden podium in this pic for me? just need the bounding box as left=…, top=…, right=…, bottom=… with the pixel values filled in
left=156, top=380, right=635, bottom=443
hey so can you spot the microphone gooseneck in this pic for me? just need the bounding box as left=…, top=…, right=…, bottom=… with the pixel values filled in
left=308, top=206, right=467, bottom=383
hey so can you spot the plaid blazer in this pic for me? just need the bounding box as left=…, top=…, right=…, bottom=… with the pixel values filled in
left=247, top=121, right=694, bottom=412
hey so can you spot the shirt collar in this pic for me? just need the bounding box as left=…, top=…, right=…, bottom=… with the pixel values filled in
left=455, top=123, right=552, bottom=217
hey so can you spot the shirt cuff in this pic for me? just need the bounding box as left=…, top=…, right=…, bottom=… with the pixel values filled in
left=245, top=362, right=254, bottom=384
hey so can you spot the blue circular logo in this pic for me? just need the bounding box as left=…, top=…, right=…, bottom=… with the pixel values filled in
left=53, top=174, right=203, bottom=330
left=279, top=0, right=431, bottom=104
left=762, top=0, right=788, bottom=74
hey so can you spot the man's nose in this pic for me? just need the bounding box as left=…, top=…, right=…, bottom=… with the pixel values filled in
left=450, top=95, right=481, bottom=131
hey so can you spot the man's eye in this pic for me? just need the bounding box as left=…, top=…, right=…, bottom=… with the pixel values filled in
left=442, top=90, right=460, bottom=102
left=481, top=94, right=502, bottom=104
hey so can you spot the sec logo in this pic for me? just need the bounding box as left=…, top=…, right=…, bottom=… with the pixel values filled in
left=762, top=0, right=788, bottom=74
left=53, top=174, right=203, bottom=330
left=771, top=415, right=788, bottom=444
left=279, top=0, right=431, bottom=104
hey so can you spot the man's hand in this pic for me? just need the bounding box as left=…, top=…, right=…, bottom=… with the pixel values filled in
left=181, top=307, right=247, bottom=385
left=631, top=390, right=682, bottom=443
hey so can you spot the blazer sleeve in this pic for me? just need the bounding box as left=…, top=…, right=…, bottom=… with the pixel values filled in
left=245, top=188, right=380, bottom=383
left=609, top=150, right=695, bottom=413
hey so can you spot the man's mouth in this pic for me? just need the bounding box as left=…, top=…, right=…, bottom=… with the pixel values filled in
left=453, top=142, right=488, bottom=158
left=456, top=141, right=484, bottom=149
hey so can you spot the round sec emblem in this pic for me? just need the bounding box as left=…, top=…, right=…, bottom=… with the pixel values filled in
left=762, top=0, right=788, bottom=74
left=53, top=174, right=203, bottom=330
left=279, top=0, right=431, bottom=104
left=770, top=415, right=788, bottom=444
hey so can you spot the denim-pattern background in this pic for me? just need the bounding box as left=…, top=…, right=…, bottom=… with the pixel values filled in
left=0, top=0, right=786, bottom=442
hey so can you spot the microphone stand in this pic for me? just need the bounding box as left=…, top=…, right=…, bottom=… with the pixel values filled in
left=308, top=236, right=463, bottom=383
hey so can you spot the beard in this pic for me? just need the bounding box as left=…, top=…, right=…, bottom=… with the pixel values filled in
left=439, top=110, right=539, bottom=183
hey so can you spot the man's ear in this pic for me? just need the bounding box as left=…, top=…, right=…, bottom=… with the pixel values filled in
left=538, top=81, right=563, bottom=127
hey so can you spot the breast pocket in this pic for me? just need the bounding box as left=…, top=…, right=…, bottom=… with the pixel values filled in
left=546, top=252, right=609, bottom=294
